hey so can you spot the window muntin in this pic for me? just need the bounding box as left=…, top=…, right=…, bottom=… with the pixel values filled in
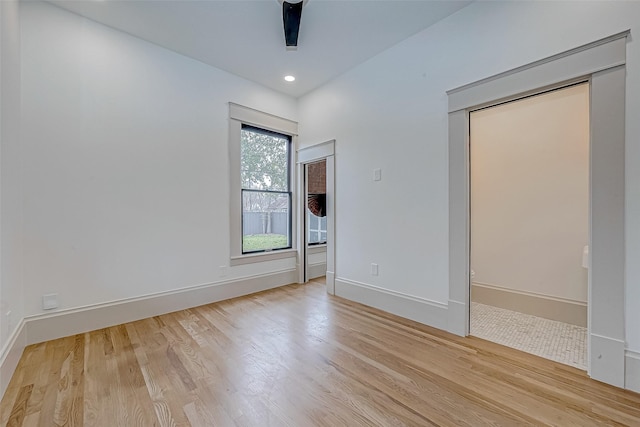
left=240, top=125, right=292, bottom=254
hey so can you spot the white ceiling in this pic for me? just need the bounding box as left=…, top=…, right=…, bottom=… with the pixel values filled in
left=48, top=0, right=471, bottom=98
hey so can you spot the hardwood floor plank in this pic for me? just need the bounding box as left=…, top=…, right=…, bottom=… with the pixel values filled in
left=83, top=328, right=122, bottom=427
left=36, top=337, right=77, bottom=427
left=16, top=342, right=51, bottom=424
left=2, top=279, right=640, bottom=426
left=126, top=323, right=179, bottom=427
left=128, top=318, right=192, bottom=426
left=6, top=384, right=33, bottom=427
left=109, top=325, right=159, bottom=427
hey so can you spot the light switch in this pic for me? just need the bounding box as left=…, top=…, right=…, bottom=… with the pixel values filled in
left=373, top=168, right=382, bottom=181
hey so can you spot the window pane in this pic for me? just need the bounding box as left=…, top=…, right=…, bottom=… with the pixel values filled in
left=242, top=191, right=290, bottom=253
left=307, top=209, right=327, bottom=245
left=241, top=127, right=289, bottom=191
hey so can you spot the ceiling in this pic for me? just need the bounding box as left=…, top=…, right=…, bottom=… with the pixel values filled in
left=48, top=0, right=472, bottom=98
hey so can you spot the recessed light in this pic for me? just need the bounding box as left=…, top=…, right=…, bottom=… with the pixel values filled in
left=284, top=75, right=296, bottom=82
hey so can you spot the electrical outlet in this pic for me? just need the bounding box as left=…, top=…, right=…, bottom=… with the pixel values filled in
left=42, top=294, right=59, bottom=310
left=219, top=265, right=227, bottom=277
left=371, top=263, right=379, bottom=276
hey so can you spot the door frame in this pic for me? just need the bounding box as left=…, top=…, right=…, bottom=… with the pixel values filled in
left=447, top=31, right=628, bottom=388
left=297, top=140, right=336, bottom=294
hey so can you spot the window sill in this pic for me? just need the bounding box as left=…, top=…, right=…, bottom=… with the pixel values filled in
left=230, top=248, right=298, bottom=266
left=307, top=244, right=327, bottom=254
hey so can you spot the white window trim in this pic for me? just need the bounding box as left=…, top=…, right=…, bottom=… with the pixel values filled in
left=228, top=103, right=298, bottom=266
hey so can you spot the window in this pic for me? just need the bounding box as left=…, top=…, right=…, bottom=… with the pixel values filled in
left=307, top=211, right=327, bottom=245
left=241, top=126, right=292, bottom=253
left=228, top=103, right=298, bottom=265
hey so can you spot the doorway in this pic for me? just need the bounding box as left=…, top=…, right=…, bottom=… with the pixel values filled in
left=469, top=83, right=589, bottom=369
left=297, top=140, right=336, bottom=294
left=304, top=159, right=328, bottom=282
left=447, top=33, right=627, bottom=387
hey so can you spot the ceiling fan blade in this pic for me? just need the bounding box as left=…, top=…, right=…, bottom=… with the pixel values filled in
left=283, top=1, right=303, bottom=48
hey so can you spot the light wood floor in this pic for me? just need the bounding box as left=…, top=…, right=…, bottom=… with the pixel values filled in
left=2, top=279, right=639, bottom=426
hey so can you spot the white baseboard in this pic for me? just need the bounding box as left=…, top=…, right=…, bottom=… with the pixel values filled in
left=335, top=278, right=447, bottom=330
left=472, top=282, right=587, bottom=327
left=590, top=333, right=625, bottom=388
left=24, top=269, right=297, bottom=346
left=308, top=262, right=326, bottom=280
left=447, top=299, right=468, bottom=336
left=326, top=271, right=335, bottom=295
left=625, top=350, right=640, bottom=393
left=0, top=319, right=27, bottom=399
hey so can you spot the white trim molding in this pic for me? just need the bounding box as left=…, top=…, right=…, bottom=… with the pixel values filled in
left=471, top=282, right=587, bottom=327
left=307, top=244, right=327, bottom=254
left=625, top=350, right=640, bottom=393
left=229, top=102, right=298, bottom=136
left=336, top=278, right=448, bottom=330
left=23, top=269, right=297, bottom=345
left=590, top=334, right=625, bottom=388
left=326, top=271, right=336, bottom=295
left=307, top=262, right=327, bottom=280
left=447, top=30, right=629, bottom=112
left=228, top=103, right=299, bottom=266
left=447, top=299, right=467, bottom=337
left=307, top=243, right=327, bottom=280
left=447, top=31, right=629, bottom=389
left=230, top=249, right=297, bottom=266
left=0, top=320, right=27, bottom=398
left=297, top=140, right=335, bottom=164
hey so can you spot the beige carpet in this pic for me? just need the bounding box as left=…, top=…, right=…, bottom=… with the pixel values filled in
left=470, top=302, right=587, bottom=370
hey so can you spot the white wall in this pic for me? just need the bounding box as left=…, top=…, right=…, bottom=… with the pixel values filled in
left=0, top=0, right=23, bottom=352
left=298, top=1, right=640, bottom=353
left=471, top=84, right=589, bottom=302
left=20, top=2, right=297, bottom=317
left=0, top=0, right=25, bottom=395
